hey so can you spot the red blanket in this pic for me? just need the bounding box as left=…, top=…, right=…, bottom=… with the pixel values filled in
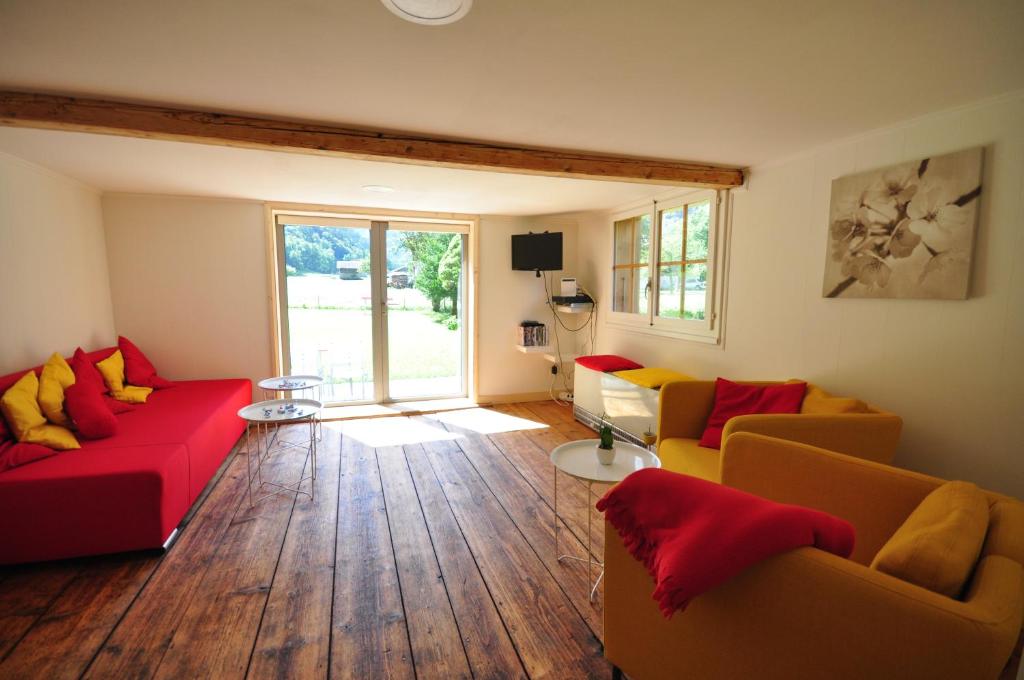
left=597, top=468, right=855, bottom=617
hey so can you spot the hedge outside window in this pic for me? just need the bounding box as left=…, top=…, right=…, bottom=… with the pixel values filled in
left=657, top=200, right=710, bottom=321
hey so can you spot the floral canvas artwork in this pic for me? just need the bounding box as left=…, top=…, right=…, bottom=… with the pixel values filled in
left=823, top=147, right=983, bottom=299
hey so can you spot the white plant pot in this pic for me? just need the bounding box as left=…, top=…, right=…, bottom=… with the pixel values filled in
left=596, top=445, right=616, bottom=466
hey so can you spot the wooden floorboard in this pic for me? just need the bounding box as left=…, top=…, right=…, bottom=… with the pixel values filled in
left=0, top=401, right=608, bottom=679
left=331, top=436, right=414, bottom=680
left=248, top=423, right=341, bottom=679
left=403, top=442, right=528, bottom=679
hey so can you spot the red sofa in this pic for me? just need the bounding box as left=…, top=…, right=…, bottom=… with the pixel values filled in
left=0, top=347, right=250, bottom=565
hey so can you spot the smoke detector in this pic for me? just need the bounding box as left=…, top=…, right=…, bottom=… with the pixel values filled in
left=380, top=0, right=472, bottom=26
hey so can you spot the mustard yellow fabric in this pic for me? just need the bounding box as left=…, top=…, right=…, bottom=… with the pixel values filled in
left=612, top=367, right=692, bottom=390
left=656, top=379, right=902, bottom=465
left=801, top=385, right=869, bottom=414
left=871, top=481, right=989, bottom=598
left=37, top=352, right=75, bottom=427
left=657, top=438, right=720, bottom=482
left=96, top=350, right=153, bottom=403
left=0, top=371, right=80, bottom=450
left=605, top=433, right=1024, bottom=680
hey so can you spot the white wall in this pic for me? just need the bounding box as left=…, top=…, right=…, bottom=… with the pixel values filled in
left=100, top=197, right=578, bottom=401
left=101, top=195, right=273, bottom=392
left=476, top=216, right=580, bottom=399
left=0, top=153, right=115, bottom=374
left=577, top=93, right=1024, bottom=498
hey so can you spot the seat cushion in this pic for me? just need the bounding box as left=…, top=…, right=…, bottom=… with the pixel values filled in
left=613, top=368, right=692, bottom=390
left=0, top=443, right=190, bottom=564
left=871, top=481, right=989, bottom=598
left=658, top=437, right=721, bottom=482
left=576, top=355, right=644, bottom=372
left=80, top=379, right=250, bottom=501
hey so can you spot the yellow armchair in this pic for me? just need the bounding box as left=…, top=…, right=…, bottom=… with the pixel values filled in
left=655, top=380, right=902, bottom=481
left=604, top=434, right=1024, bottom=680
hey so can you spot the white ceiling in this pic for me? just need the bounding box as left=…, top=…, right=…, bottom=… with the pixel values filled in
left=0, top=127, right=665, bottom=214
left=0, top=0, right=1022, bottom=212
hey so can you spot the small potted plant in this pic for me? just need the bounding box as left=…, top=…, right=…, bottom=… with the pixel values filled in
left=596, top=414, right=616, bottom=465
left=642, top=423, right=657, bottom=448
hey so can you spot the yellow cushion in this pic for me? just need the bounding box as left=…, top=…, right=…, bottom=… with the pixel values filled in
left=801, top=385, right=869, bottom=414
left=37, top=352, right=76, bottom=427
left=870, top=481, right=989, bottom=598
left=613, top=367, right=692, bottom=390
left=657, top=437, right=721, bottom=482
left=0, top=371, right=80, bottom=450
left=96, top=350, right=153, bottom=403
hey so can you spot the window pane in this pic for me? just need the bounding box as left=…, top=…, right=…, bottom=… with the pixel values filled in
left=637, top=214, right=651, bottom=263
left=613, top=219, right=633, bottom=266
left=656, top=265, right=681, bottom=318
left=659, top=208, right=683, bottom=263
left=637, top=266, right=650, bottom=315
left=686, top=201, right=710, bottom=260
left=683, top=263, right=707, bottom=320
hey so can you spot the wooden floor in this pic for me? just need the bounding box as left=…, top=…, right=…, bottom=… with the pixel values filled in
left=0, top=401, right=614, bottom=679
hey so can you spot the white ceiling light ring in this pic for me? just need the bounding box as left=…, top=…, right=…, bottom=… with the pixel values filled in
left=380, top=0, right=472, bottom=25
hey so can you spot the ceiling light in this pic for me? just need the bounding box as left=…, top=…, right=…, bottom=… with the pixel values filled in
left=380, top=0, right=472, bottom=25
left=362, top=184, right=396, bottom=193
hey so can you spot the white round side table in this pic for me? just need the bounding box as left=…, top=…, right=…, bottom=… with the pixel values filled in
left=550, top=439, right=661, bottom=600
left=258, top=375, right=324, bottom=440
left=238, top=398, right=322, bottom=506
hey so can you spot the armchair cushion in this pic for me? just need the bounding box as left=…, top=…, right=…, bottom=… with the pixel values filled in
left=801, top=385, right=870, bottom=414
left=871, top=481, right=989, bottom=598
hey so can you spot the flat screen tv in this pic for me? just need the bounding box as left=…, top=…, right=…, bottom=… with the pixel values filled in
left=511, top=232, right=563, bottom=272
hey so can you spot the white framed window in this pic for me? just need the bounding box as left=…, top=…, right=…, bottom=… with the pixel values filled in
left=608, top=189, right=726, bottom=344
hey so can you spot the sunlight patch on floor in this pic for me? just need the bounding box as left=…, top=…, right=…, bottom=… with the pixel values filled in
left=428, top=408, right=549, bottom=435
left=334, top=416, right=460, bottom=447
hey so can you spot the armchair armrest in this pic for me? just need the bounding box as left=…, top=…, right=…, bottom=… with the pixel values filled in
left=720, top=433, right=940, bottom=564
left=605, top=525, right=1023, bottom=680
left=722, top=412, right=902, bottom=464
left=656, top=380, right=716, bottom=445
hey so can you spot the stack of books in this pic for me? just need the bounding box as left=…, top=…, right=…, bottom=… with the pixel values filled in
left=516, top=321, right=548, bottom=347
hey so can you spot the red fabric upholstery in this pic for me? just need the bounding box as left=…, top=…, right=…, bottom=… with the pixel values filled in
left=698, top=378, right=807, bottom=449
left=575, top=354, right=644, bottom=372
left=597, top=468, right=855, bottom=617
left=65, top=382, right=118, bottom=439
left=0, top=441, right=58, bottom=473
left=119, top=336, right=174, bottom=389
left=0, top=361, right=250, bottom=564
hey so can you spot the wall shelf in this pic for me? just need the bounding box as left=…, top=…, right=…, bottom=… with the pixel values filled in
left=515, top=344, right=553, bottom=354
left=554, top=302, right=593, bottom=314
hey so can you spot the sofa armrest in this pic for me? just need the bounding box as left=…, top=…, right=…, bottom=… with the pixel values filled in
left=722, top=412, right=902, bottom=464
left=656, top=381, right=716, bottom=445
left=604, top=524, right=1023, bottom=680
left=720, top=433, right=942, bottom=564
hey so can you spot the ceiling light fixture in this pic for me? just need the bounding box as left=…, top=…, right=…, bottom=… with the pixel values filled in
left=380, top=0, right=472, bottom=26
left=362, top=184, right=396, bottom=193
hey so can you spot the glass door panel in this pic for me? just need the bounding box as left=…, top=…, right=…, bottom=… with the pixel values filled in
left=384, top=229, right=465, bottom=399
left=281, top=221, right=375, bottom=403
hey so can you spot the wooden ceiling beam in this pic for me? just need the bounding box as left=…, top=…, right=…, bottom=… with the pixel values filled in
left=0, top=91, right=744, bottom=188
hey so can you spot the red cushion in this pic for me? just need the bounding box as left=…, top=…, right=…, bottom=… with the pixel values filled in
left=698, top=379, right=807, bottom=449
left=0, top=441, right=58, bottom=473
left=119, top=336, right=174, bottom=389
left=575, top=354, right=644, bottom=372
left=69, top=346, right=110, bottom=397
left=105, top=397, right=136, bottom=414
left=65, top=382, right=118, bottom=440
left=0, top=412, right=10, bottom=443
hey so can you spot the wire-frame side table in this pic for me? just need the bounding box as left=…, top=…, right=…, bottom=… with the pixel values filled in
left=238, top=398, right=322, bottom=506
left=258, top=375, right=325, bottom=441
left=550, top=439, right=661, bottom=601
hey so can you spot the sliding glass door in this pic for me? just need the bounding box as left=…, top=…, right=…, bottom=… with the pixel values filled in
left=275, top=214, right=468, bottom=405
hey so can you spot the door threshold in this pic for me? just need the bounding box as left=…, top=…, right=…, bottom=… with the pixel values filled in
left=322, top=397, right=478, bottom=422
